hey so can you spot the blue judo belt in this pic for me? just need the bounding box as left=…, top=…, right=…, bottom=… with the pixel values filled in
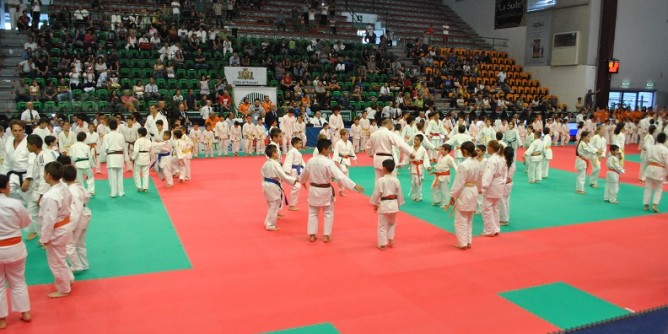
left=292, top=164, right=303, bottom=175
left=151, top=152, right=171, bottom=172
left=264, top=177, right=289, bottom=205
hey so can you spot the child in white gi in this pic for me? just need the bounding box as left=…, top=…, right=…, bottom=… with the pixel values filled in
left=0, top=173, right=32, bottom=327
left=448, top=141, right=481, bottom=250
left=189, top=124, right=202, bottom=158
left=282, top=137, right=305, bottom=211
left=350, top=117, right=362, bottom=152
left=230, top=121, right=242, bottom=156
left=604, top=144, right=625, bottom=204
left=293, top=115, right=307, bottom=149
left=403, top=134, right=430, bottom=201
left=370, top=159, right=404, bottom=249
left=85, top=123, right=101, bottom=173
left=25, top=135, right=58, bottom=241
left=262, top=145, right=297, bottom=231
left=268, top=128, right=283, bottom=161
left=446, top=125, right=472, bottom=165
left=575, top=131, right=598, bottom=194
left=132, top=128, right=152, bottom=192
left=174, top=129, right=192, bottom=183
left=63, top=165, right=92, bottom=272
left=214, top=118, right=230, bottom=156
left=319, top=123, right=331, bottom=140
left=524, top=129, right=543, bottom=183
left=300, top=138, right=364, bottom=243
left=499, top=146, right=516, bottom=226
left=39, top=161, right=74, bottom=298
left=332, top=129, right=357, bottom=196
left=101, top=119, right=126, bottom=197
left=431, top=144, right=457, bottom=207
left=202, top=124, right=215, bottom=158
left=542, top=127, right=553, bottom=178
left=70, top=132, right=95, bottom=195
left=480, top=141, right=505, bottom=237
left=255, top=117, right=267, bottom=154
left=643, top=133, right=668, bottom=212
left=242, top=116, right=255, bottom=156
left=153, top=131, right=174, bottom=187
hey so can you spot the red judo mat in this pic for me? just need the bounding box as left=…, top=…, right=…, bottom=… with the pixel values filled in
left=9, top=149, right=668, bottom=333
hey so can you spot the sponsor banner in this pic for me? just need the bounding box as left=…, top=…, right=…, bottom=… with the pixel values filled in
left=224, top=67, right=267, bottom=86
left=524, top=12, right=552, bottom=66
left=495, top=0, right=526, bottom=29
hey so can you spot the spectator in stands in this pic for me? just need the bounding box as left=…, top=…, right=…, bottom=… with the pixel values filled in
left=109, top=90, right=122, bottom=112
left=43, top=81, right=57, bottom=103
left=153, top=59, right=166, bottom=79
left=199, top=76, right=211, bottom=99
left=228, top=53, right=240, bottom=66
left=82, top=67, right=96, bottom=91
left=17, top=10, right=30, bottom=32
left=216, top=90, right=232, bottom=114
left=276, top=10, right=287, bottom=31
left=226, top=0, right=236, bottom=21
left=145, top=78, right=159, bottom=101
left=185, top=89, right=198, bottom=111
left=16, top=57, right=36, bottom=77
left=73, top=6, right=89, bottom=28
left=125, top=30, right=138, bottom=50
left=56, top=78, right=71, bottom=102
left=133, top=80, right=145, bottom=100
left=171, top=1, right=181, bottom=25
left=121, top=90, right=138, bottom=112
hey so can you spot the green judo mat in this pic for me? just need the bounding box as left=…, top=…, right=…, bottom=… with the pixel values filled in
left=349, top=165, right=667, bottom=235
left=24, top=178, right=191, bottom=286
left=623, top=154, right=641, bottom=163
left=500, top=282, right=630, bottom=329
left=266, top=323, right=339, bottom=334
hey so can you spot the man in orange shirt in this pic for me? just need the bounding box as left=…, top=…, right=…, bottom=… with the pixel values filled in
left=261, top=96, right=274, bottom=113
left=238, top=97, right=251, bottom=116
left=204, top=112, right=220, bottom=129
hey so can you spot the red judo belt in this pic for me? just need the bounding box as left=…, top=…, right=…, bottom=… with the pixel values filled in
left=412, top=161, right=424, bottom=185
left=0, top=236, right=22, bottom=246
left=578, top=156, right=591, bottom=173
left=380, top=195, right=397, bottom=201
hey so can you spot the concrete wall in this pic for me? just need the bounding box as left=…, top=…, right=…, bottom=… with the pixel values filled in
left=610, top=0, right=668, bottom=107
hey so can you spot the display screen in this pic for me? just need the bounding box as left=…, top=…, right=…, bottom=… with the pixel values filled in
left=553, top=32, right=577, bottom=47
left=608, top=60, right=620, bottom=73
left=527, top=0, right=557, bottom=12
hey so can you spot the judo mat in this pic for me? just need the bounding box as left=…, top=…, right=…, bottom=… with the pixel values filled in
left=12, top=144, right=668, bottom=333
left=556, top=304, right=668, bottom=334
left=23, top=178, right=191, bottom=285
left=349, top=164, right=668, bottom=235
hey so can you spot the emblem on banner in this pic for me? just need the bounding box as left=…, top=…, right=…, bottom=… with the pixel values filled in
left=238, top=68, right=255, bottom=80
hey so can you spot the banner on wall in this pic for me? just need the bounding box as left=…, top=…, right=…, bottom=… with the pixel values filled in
left=494, top=0, right=526, bottom=29
left=232, top=86, right=277, bottom=112
left=224, top=67, right=268, bottom=86
left=524, top=12, right=553, bottom=66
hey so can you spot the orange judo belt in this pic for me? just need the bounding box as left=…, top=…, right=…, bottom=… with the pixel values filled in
left=648, top=162, right=665, bottom=168
left=54, top=217, right=71, bottom=229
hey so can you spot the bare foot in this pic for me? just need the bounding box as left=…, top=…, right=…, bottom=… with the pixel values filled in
left=309, top=234, right=317, bottom=242
left=323, top=235, right=332, bottom=243
left=0, top=318, right=5, bottom=329
left=265, top=226, right=280, bottom=231
left=288, top=206, right=300, bottom=211
left=377, top=245, right=386, bottom=250
left=20, top=311, right=31, bottom=322
left=26, top=232, right=37, bottom=241
left=47, top=291, right=69, bottom=298
left=453, top=244, right=468, bottom=250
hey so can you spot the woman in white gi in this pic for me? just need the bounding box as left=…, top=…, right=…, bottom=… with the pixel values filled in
left=499, top=146, right=516, bottom=226
left=575, top=131, right=599, bottom=194
left=643, top=133, right=668, bottom=212
left=448, top=141, right=481, bottom=250
left=0, top=174, right=32, bottom=328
